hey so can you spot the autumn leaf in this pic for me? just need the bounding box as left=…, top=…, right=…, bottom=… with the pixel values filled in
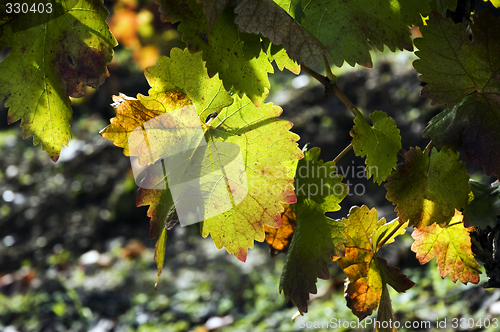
left=279, top=147, right=348, bottom=313
left=385, top=147, right=470, bottom=228
left=298, top=0, right=431, bottom=67
left=414, top=10, right=500, bottom=107
left=234, top=0, right=329, bottom=68
left=350, top=110, right=402, bottom=184
left=264, top=204, right=296, bottom=256
left=0, top=0, right=117, bottom=161
left=159, top=0, right=273, bottom=107
left=101, top=48, right=303, bottom=264
left=411, top=210, right=481, bottom=284
left=337, top=206, right=413, bottom=321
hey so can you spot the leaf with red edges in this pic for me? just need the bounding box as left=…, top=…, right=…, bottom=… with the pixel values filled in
left=411, top=210, right=481, bottom=284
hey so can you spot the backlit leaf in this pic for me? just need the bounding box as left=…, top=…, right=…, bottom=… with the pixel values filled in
left=101, top=48, right=302, bottom=264
left=411, top=210, right=481, bottom=284
left=159, top=0, right=273, bottom=107
left=337, top=206, right=414, bottom=320
left=0, top=0, right=117, bottom=161
left=196, top=0, right=229, bottom=28
left=299, top=0, right=431, bottom=67
left=266, top=43, right=301, bottom=74
left=279, top=147, right=348, bottom=313
left=234, top=0, right=328, bottom=68
left=423, top=94, right=500, bottom=177
left=385, top=147, right=470, bottom=228
left=463, top=180, right=500, bottom=229
left=414, top=10, right=500, bottom=107
left=264, top=204, right=296, bottom=256
left=350, top=110, right=402, bottom=184
left=418, top=11, right=500, bottom=176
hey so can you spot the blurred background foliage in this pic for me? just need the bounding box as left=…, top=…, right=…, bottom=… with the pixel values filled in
left=1, top=0, right=500, bottom=331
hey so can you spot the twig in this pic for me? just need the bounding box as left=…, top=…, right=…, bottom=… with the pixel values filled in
left=333, top=143, right=353, bottom=164
left=323, top=56, right=337, bottom=82
left=301, top=64, right=328, bottom=85
left=302, top=64, right=360, bottom=117
left=330, top=84, right=359, bottom=117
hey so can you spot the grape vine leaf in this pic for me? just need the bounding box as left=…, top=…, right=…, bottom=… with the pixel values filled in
left=159, top=0, right=273, bottom=107
left=411, top=210, right=481, bottom=284
left=196, top=0, right=229, bottom=28
left=101, top=49, right=233, bottom=159
left=429, top=0, right=458, bottom=13
left=336, top=206, right=413, bottom=320
left=375, top=286, right=397, bottom=332
left=101, top=48, right=303, bottom=262
left=0, top=0, right=117, bottom=161
left=265, top=43, right=301, bottom=74
left=264, top=204, right=296, bottom=256
left=298, top=0, right=431, bottom=67
left=463, top=180, right=500, bottom=229
left=350, top=110, right=402, bottom=184
left=385, top=147, right=470, bottom=228
left=423, top=94, right=500, bottom=177
left=233, top=0, right=328, bottom=68
left=413, top=10, right=500, bottom=107
left=279, top=147, right=348, bottom=313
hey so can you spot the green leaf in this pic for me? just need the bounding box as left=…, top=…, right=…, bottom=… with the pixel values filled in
left=423, top=94, right=500, bottom=177
left=196, top=0, right=229, bottom=28
left=299, top=0, right=431, bottom=67
left=159, top=0, right=273, bottom=107
left=266, top=43, right=301, bottom=74
left=234, top=0, right=328, bottom=68
left=101, top=49, right=233, bottom=160
left=375, top=285, right=397, bottom=332
left=0, top=0, right=117, bottom=161
left=414, top=10, right=500, bottom=107
left=200, top=95, right=303, bottom=260
left=463, top=180, right=500, bottom=229
left=154, top=228, right=167, bottom=289
left=279, top=147, right=348, bottom=313
left=385, top=147, right=470, bottom=228
left=337, top=206, right=414, bottom=320
left=411, top=211, right=481, bottom=284
left=428, top=0, right=458, bottom=13
left=350, top=110, right=402, bottom=184
left=101, top=48, right=303, bottom=262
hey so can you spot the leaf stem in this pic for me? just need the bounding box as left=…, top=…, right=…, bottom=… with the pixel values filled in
left=424, top=140, right=433, bottom=154
left=301, top=64, right=328, bottom=85
left=377, top=220, right=404, bottom=251
left=330, top=84, right=359, bottom=117
left=301, top=64, right=359, bottom=117
left=323, top=56, right=337, bottom=82
left=333, top=143, right=353, bottom=164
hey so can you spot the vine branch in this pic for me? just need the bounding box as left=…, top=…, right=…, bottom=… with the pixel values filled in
left=301, top=64, right=359, bottom=117
left=333, top=143, right=353, bottom=164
